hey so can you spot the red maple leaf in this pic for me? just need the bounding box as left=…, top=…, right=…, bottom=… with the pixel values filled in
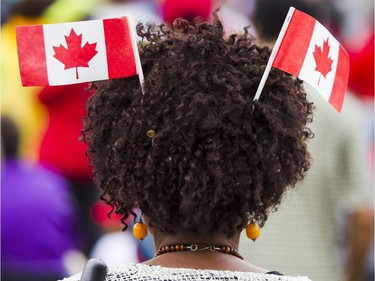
left=313, top=38, right=334, bottom=84
left=53, top=28, right=98, bottom=79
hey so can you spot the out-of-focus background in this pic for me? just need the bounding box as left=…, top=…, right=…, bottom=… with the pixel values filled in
left=1, top=1, right=373, bottom=281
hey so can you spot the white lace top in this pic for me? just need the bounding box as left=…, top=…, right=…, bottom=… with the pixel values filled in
left=61, top=263, right=312, bottom=281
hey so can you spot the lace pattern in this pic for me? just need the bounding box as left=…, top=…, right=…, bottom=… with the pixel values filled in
left=61, top=263, right=312, bottom=281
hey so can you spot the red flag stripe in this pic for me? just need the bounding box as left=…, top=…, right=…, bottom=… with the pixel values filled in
left=329, top=45, right=349, bottom=112
left=103, top=18, right=137, bottom=79
left=273, top=9, right=316, bottom=76
left=16, top=25, right=48, bottom=86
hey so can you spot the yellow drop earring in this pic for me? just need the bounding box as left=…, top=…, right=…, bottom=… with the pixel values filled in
left=246, top=223, right=260, bottom=241
left=133, top=216, right=148, bottom=241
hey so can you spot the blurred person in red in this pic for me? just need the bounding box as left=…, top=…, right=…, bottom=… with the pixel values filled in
left=1, top=115, right=80, bottom=281
left=37, top=83, right=102, bottom=256
left=239, top=1, right=374, bottom=281
left=159, top=0, right=212, bottom=23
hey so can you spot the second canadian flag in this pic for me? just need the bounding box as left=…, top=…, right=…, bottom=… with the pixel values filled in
left=16, top=16, right=143, bottom=86
left=255, top=7, right=349, bottom=112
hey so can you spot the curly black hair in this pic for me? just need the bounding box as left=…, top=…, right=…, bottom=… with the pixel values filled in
left=83, top=16, right=313, bottom=238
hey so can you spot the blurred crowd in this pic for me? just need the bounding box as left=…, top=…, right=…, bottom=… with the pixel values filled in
left=1, top=1, right=373, bottom=281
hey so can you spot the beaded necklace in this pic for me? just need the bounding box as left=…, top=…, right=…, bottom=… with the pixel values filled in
left=154, top=244, right=244, bottom=259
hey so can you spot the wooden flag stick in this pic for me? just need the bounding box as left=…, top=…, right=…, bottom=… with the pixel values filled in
left=253, top=7, right=295, bottom=100
left=127, top=14, right=145, bottom=92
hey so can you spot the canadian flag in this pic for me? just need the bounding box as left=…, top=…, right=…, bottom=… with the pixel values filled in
left=255, top=7, right=349, bottom=112
left=16, top=16, right=143, bottom=86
